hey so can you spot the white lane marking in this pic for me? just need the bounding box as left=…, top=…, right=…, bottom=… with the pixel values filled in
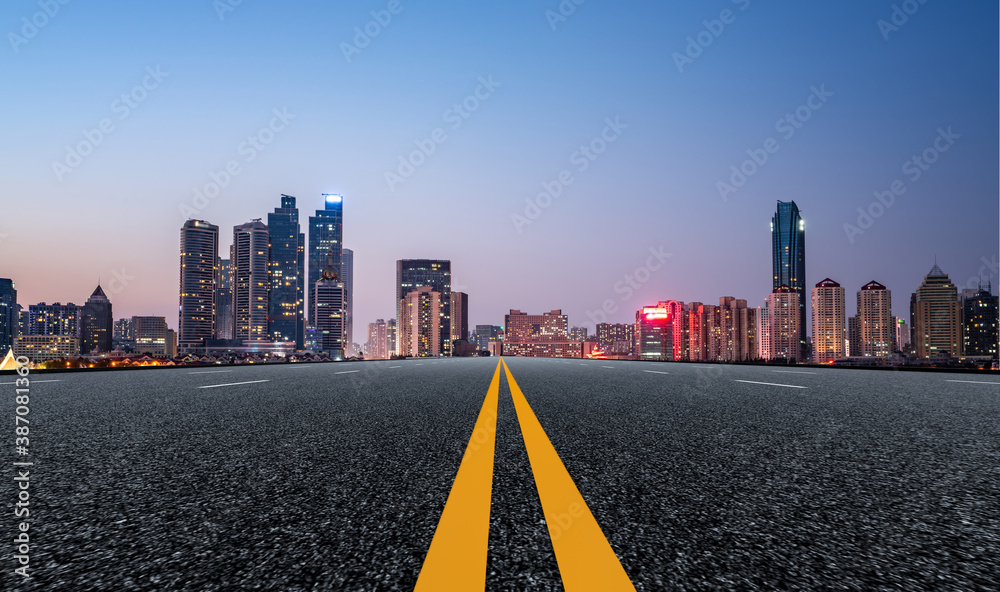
left=643, top=370, right=670, bottom=375
left=946, top=380, right=1000, bottom=385
left=389, top=366, right=402, bottom=369
left=188, top=370, right=232, bottom=374
left=0, top=379, right=62, bottom=384
left=336, top=370, right=360, bottom=375
left=415, top=363, right=424, bottom=366
left=601, top=365, right=615, bottom=369
left=735, top=380, right=808, bottom=389
left=772, top=371, right=817, bottom=375
left=197, top=380, right=271, bottom=389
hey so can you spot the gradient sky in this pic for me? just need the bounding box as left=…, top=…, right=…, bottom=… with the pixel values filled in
left=1, top=0, right=997, bottom=336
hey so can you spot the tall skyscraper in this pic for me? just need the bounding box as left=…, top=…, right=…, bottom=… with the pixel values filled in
left=308, top=194, right=344, bottom=325
left=232, top=220, right=270, bottom=343
left=179, top=219, right=219, bottom=352
left=81, top=285, right=113, bottom=354
left=766, top=286, right=801, bottom=362
left=635, top=304, right=673, bottom=360
left=341, top=248, right=354, bottom=355
left=396, top=259, right=452, bottom=355
left=913, top=264, right=962, bottom=358
left=962, top=284, right=998, bottom=357
left=268, top=195, right=305, bottom=349
left=0, top=279, right=16, bottom=355
left=772, top=201, right=806, bottom=360
left=856, top=281, right=893, bottom=358
left=113, top=318, right=134, bottom=350
left=216, top=259, right=234, bottom=340
left=895, top=318, right=911, bottom=353
left=757, top=303, right=771, bottom=360
left=811, top=278, right=845, bottom=362
left=450, top=291, right=469, bottom=344
left=313, top=249, right=346, bottom=358
left=387, top=318, right=397, bottom=357
left=399, top=286, right=441, bottom=357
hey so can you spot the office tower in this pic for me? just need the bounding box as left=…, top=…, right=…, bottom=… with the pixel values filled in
left=113, top=318, right=134, bottom=350
left=313, top=250, right=346, bottom=357
left=766, top=286, right=801, bottom=362
left=27, top=303, right=81, bottom=337
left=132, top=316, right=169, bottom=356
left=962, top=283, right=998, bottom=357
left=387, top=318, right=397, bottom=357
left=80, top=285, right=113, bottom=354
left=232, top=220, right=270, bottom=343
left=308, top=194, right=344, bottom=325
left=397, top=259, right=452, bottom=355
left=0, top=279, right=16, bottom=355
left=856, top=281, right=893, bottom=358
left=772, top=201, right=806, bottom=360
left=569, top=326, right=589, bottom=342
left=216, top=259, right=234, bottom=340
left=912, top=264, right=962, bottom=358
left=179, top=219, right=219, bottom=352
left=895, top=318, right=911, bottom=353
left=811, top=278, right=845, bottom=362
left=268, top=195, right=305, bottom=349
left=595, top=323, right=633, bottom=355
left=472, top=325, right=503, bottom=351
left=847, top=316, right=860, bottom=357
left=341, top=248, right=354, bottom=355
left=635, top=304, right=673, bottom=360
left=399, top=287, right=441, bottom=357
left=17, top=305, right=26, bottom=337
left=367, top=319, right=388, bottom=360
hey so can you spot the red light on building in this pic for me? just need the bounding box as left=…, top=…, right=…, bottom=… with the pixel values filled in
left=643, top=306, right=669, bottom=320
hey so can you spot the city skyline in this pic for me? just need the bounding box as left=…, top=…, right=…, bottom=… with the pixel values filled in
left=0, top=1, right=996, bottom=336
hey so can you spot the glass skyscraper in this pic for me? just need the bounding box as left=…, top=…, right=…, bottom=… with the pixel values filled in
left=771, top=201, right=806, bottom=359
left=268, top=195, right=305, bottom=349
left=0, top=279, right=16, bottom=355
left=396, top=259, right=451, bottom=355
left=308, top=194, right=344, bottom=325
left=342, top=248, right=354, bottom=355
left=81, top=285, right=113, bottom=354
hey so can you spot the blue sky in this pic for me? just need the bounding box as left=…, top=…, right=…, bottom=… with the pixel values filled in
left=1, top=0, right=996, bottom=334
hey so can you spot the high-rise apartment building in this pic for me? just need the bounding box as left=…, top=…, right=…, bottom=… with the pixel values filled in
left=387, top=318, right=397, bottom=357
left=450, top=291, right=469, bottom=344
left=81, top=285, right=113, bottom=354
left=811, top=278, right=845, bottom=362
left=308, top=194, right=344, bottom=325
left=179, top=219, right=219, bottom=352
left=472, top=325, right=503, bottom=352
left=962, top=284, right=998, bottom=357
left=0, top=279, right=16, bottom=355
left=216, top=259, right=234, bottom=340
left=856, top=281, right=893, bottom=358
left=766, top=286, right=801, bottom=362
left=232, top=220, right=270, bottom=343
left=397, top=260, right=451, bottom=355
left=772, top=201, right=806, bottom=360
left=912, top=264, right=962, bottom=358
left=27, top=303, right=81, bottom=338
left=313, top=253, right=346, bottom=358
left=399, top=287, right=441, bottom=357
left=367, top=319, right=389, bottom=360
left=596, top=323, right=633, bottom=355
left=268, top=195, right=305, bottom=349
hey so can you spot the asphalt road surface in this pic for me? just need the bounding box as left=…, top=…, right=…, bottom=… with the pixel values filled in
left=3, top=357, right=999, bottom=590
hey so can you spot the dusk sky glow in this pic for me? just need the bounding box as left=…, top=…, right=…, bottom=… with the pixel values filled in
left=1, top=0, right=996, bottom=333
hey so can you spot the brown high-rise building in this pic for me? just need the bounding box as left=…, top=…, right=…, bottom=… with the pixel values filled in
left=766, top=286, right=801, bottom=362
left=811, top=278, right=845, bottom=361
left=913, top=264, right=962, bottom=358
left=450, top=291, right=469, bottom=344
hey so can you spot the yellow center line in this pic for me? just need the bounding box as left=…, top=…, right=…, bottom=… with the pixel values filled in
left=501, top=359, right=636, bottom=591
left=415, top=359, right=502, bottom=591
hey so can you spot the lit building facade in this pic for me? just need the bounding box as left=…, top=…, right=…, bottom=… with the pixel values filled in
left=27, top=303, right=81, bottom=338
left=133, top=316, right=169, bottom=357
left=216, top=259, right=233, bottom=340
left=232, top=220, right=270, bottom=343
left=308, top=194, right=344, bottom=325
left=399, top=287, right=441, bottom=357
left=912, top=264, right=962, bottom=358
left=14, top=335, right=79, bottom=362
left=962, top=285, right=998, bottom=357
left=179, top=219, right=219, bottom=352
left=772, top=201, right=806, bottom=360
left=81, top=285, right=113, bottom=354
left=450, top=291, right=469, bottom=344
left=341, top=247, right=354, bottom=355
left=856, top=281, right=893, bottom=358
left=766, top=286, right=801, bottom=362
left=635, top=303, right=673, bottom=360
left=313, top=252, right=346, bottom=358
left=267, top=195, right=305, bottom=349
left=596, top=323, right=633, bottom=355
left=397, top=260, right=451, bottom=355
left=367, top=319, right=389, bottom=360
left=811, top=278, right=845, bottom=361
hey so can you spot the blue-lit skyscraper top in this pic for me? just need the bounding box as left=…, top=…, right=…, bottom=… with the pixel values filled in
left=308, top=194, right=344, bottom=325
left=772, top=200, right=806, bottom=358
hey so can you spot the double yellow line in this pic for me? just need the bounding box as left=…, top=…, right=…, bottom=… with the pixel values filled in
left=415, top=359, right=635, bottom=591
